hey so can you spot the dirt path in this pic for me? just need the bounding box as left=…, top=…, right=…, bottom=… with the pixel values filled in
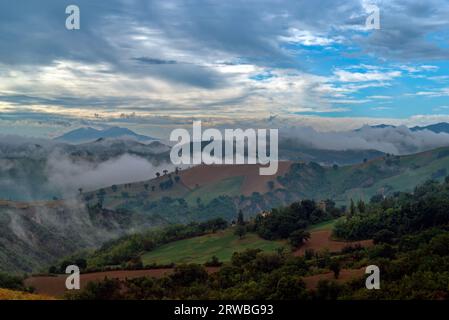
left=303, top=268, right=365, bottom=290
left=294, top=230, right=373, bottom=256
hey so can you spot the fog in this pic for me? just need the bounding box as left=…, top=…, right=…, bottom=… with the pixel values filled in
left=280, top=125, right=449, bottom=155
left=45, top=153, right=176, bottom=196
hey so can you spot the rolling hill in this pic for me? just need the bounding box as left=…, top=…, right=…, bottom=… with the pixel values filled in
left=87, top=145, right=449, bottom=218
left=140, top=228, right=287, bottom=265
left=4, top=145, right=449, bottom=274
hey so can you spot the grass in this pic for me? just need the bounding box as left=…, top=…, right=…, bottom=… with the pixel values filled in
left=0, top=288, right=55, bottom=300
left=308, top=218, right=341, bottom=232
left=141, top=228, right=287, bottom=265
left=184, top=176, right=244, bottom=206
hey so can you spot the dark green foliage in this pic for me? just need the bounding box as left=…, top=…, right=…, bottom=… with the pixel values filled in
left=255, top=200, right=339, bottom=240
left=373, top=229, right=395, bottom=244
left=334, top=179, right=449, bottom=240
left=170, top=264, right=208, bottom=287
left=237, top=210, right=245, bottom=225
left=0, top=273, right=26, bottom=291
left=289, top=229, right=311, bottom=248
left=234, top=225, right=246, bottom=239
left=204, top=256, right=222, bottom=267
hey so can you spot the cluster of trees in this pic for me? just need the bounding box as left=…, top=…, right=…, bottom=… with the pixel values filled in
left=254, top=200, right=342, bottom=247
left=334, top=178, right=449, bottom=240
left=68, top=249, right=312, bottom=300
left=0, top=273, right=28, bottom=291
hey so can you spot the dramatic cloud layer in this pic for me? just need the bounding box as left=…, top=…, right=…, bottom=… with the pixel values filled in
left=0, top=0, right=448, bottom=134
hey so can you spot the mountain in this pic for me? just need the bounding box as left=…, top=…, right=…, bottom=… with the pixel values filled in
left=54, top=126, right=155, bottom=144
left=358, top=122, right=449, bottom=134
left=410, top=122, right=449, bottom=134
left=0, top=139, right=171, bottom=201
left=0, top=200, right=167, bottom=273
left=354, top=124, right=396, bottom=131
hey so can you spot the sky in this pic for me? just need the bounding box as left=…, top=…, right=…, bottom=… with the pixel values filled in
left=0, top=0, right=449, bottom=138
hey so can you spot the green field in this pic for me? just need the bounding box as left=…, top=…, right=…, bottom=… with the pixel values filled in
left=184, top=176, right=244, bottom=206
left=141, top=228, right=287, bottom=265
left=308, top=218, right=341, bottom=231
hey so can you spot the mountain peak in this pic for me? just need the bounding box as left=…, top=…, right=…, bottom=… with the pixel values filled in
left=54, top=126, right=155, bottom=144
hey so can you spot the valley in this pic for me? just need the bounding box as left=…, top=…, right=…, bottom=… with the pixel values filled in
left=2, top=143, right=449, bottom=274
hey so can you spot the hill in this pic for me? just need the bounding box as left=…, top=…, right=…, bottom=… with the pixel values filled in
left=0, top=200, right=167, bottom=273
left=87, top=146, right=449, bottom=219
left=54, top=126, right=155, bottom=144
left=4, top=146, right=449, bottom=274
left=140, top=228, right=287, bottom=265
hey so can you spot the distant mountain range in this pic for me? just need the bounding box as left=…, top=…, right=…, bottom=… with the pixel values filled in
left=358, top=122, right=449, bottom=134
left=54, top=126, right=155, bottom=144
left=410, top=122, right=449, bottom=134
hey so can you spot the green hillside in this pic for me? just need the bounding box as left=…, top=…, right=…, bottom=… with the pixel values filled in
left=184, top=176, right=244, bottom=206
left=84, top=146, right=449, bottom=220
left=141, top=228, right=287, bottom=265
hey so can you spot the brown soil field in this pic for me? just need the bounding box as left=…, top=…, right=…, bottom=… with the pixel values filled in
left=294, top=230, right=373, bottom=256
left=25, top=267, right=220, bottom=298
left=179, top=162, right=291, bottom=196
left=303, top=268, right=365, bottom=290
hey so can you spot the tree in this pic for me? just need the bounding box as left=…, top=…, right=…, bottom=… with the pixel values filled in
left=237, top=210, right=245, bottom=226
left=289, top=229, right=310, bottom=248
left=349, top=199, right=356, bottom=217
left=267, top=181, right=275, bottom=190
left=204, top=256, right=222, bottom=267
left=78, top=188, right=83, bottom=195
left=357, top=199, right=366, bottom=213
left=329, top=260, right=341, bottom=279
left=234, top=225, right=246, bottom=239
left=373, top=229, right=395, bottom=244
left=170, top=264, right=208, bottom=287
left=156, top=172, right=160, bottom=178
left=163, top=169, right=168, bottom=175
left=111, top=185, right=118, bottom=192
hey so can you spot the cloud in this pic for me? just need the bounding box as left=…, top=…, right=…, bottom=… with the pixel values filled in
left=280, top=125, right=449, bottom=155
left=279, top=29, right=344, bottom=46
left=133, top=57, right=177, bottom=65
left=334, top=70, right=401, bottom=82
left=45, top=153, right=175, bottom=196
left=0, top=0, right=448, bottom=124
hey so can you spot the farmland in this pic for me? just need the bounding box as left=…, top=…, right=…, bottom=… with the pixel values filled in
left=141, top=228, right=287, bottom=265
